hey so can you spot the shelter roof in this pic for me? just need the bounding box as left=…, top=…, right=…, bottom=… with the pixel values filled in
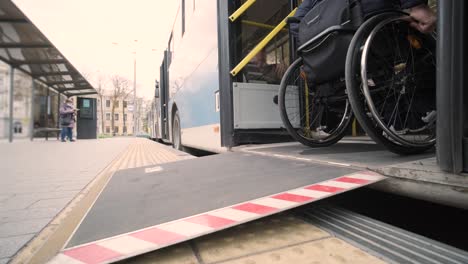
left=0, top=1, right=95, bottom=96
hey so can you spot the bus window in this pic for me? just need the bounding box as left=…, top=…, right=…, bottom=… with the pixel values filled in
left=167, top=32, right=173, bottom=67
left=233, top=0, right=291, bottom=84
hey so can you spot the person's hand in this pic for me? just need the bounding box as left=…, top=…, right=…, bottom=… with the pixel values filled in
left=408, top=4, right=436, bottom=33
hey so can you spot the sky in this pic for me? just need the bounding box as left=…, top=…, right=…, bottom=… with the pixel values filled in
left=13, top=0, right=179, bottom=99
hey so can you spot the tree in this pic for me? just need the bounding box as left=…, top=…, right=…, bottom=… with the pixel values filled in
left=122, top=96, right=131, bottom=135
left=110, top=75, right=131, bottom=136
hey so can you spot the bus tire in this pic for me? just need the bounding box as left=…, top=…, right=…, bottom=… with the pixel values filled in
left=172, top=111, right=183, bottom=151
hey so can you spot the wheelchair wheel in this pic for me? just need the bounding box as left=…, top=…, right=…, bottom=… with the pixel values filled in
left=346, top=13, right=436, bottom=155
left=279, top=58, right=352, bottom=147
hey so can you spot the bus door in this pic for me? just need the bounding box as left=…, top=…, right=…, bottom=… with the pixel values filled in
left=159, top=50, right=170, bottom=140
left=226, top=0, right=296, bottom=145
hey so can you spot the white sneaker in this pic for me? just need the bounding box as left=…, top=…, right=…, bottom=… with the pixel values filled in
left=311, top=130, right=330, bottom=139
left=422, top=110, right=436, bottom=124
left=390, top=125, right=408, bottom=135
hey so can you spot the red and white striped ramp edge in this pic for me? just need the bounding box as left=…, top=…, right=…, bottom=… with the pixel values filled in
left=49, top=170, right=385, bottom=264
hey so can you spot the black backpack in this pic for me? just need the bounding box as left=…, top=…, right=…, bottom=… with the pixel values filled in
left=297, top=0, right=357, bottom=84
left=297, top=0, right=398, bottom=84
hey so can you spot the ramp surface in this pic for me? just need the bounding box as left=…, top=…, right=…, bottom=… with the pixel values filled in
left=52, top=151, right=385, bottom=264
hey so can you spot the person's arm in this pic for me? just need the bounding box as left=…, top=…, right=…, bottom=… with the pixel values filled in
left=400, top=0, right=427, bottom=10
left=60, top=105, right=75, bottom=114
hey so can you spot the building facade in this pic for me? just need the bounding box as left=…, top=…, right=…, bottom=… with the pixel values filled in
left=96, top=92, right=141, bottom=136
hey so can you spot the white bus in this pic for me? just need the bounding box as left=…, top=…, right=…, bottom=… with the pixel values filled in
left=152, top=0, right=296, bottom=152
left=147, top=0, right=468, bottom=209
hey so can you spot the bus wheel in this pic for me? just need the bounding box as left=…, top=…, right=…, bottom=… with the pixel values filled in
left=172, top=111, right=183, bottom=150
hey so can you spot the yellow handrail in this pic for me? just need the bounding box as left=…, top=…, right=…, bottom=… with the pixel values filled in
left=352, top=118, right=357, bottom=137
left=229, top=0, right=256, bottom=22
left=241, top=20, right=287, bottom=32
left=304, top=74, right=311, bottom=138
left=230, top=8, right=297, bottom=77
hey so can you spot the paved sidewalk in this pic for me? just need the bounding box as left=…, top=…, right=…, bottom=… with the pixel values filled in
left=0, top=138, right=190, bottom=264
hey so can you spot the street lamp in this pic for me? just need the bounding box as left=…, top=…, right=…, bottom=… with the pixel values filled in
left=111, top=41, right=158, bottom=135
left=132, top=40, right=138, bottom=135
left=112, top=40, right=138, bottom=135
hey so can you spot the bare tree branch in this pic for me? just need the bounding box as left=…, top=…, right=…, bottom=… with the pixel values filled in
left=95, top=73, right=108, bottom=134
left=109, top=75, right=131, bottom=135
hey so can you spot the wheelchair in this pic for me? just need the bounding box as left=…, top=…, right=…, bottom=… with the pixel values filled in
left=278, top=0, right=436, bottom=155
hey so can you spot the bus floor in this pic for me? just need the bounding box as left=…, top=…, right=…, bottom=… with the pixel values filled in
left=123, top=212, right=384, bottom=264
left=235, top=139, right=434, bottom=170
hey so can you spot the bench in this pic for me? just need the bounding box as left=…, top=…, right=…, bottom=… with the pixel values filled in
left=32, top=127, right=62, bottom=141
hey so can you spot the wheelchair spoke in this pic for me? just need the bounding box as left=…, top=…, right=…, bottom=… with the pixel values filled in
left=280, top=57, right=351, bottom=146
left=359, top=16, right=436, bottom=147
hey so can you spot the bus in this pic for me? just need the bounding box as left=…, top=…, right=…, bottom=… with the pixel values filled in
left=147, top=0, right=468, bottom=209
left=152, top=0, right=295, bottom=152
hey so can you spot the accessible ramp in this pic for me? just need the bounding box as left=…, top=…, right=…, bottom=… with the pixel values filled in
left=49, top=150, right=385, bottom=264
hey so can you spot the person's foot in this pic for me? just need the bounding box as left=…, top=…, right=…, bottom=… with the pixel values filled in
left=422, top=110, right=436, bottom=124
left=61, top=140, right=66, bottom=142
left=390, top=125, right=408, bottom=135
left=70, top=139, right=76, bottom=142
left=311, top=129, right=330, bottom=139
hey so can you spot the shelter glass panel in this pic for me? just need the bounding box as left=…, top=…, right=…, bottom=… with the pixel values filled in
left=12, top=69, right=33, bottom=137
left=33, top=84, right=47, bottom=129
left=0, top=62, right=10, bottom=138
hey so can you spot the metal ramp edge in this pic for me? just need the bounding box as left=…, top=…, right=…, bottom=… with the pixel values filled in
left=48, top=171, right=385, bottom=264
left=299, top=207, right=468, bottom=264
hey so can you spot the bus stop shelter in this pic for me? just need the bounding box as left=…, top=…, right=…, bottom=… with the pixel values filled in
left=0, top=0, right=96, bottom=142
